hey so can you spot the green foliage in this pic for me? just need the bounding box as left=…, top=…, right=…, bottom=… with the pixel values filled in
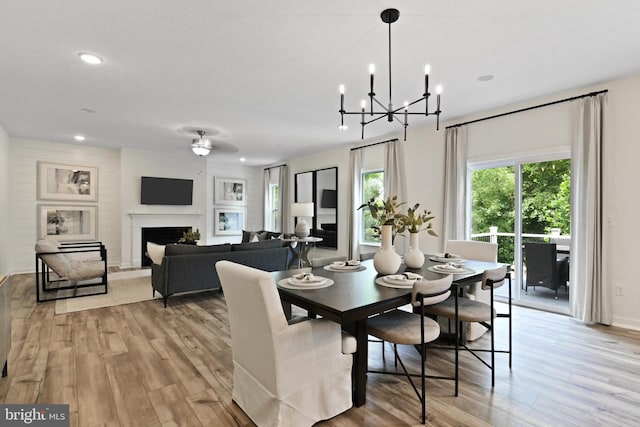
left=178, top=228, right=201, bottom=243
left=358, top=196, right=405, bottom=240
left=397, top=204, right=437, bottom=236
left=471, top=159, right=571, bottom=263
left=362, top=171, right=384, bottom=242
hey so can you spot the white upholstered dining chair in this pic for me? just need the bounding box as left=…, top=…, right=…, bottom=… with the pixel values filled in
left=216, top=261, right=355, bottom=427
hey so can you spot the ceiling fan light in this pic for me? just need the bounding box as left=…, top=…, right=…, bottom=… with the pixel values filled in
left=192, top=144, right=210, bottom=156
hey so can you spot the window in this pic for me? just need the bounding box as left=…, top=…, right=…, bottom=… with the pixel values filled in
left=268, top=183, right=279, bottom=231
left=361, top=170, right=384, bottom=243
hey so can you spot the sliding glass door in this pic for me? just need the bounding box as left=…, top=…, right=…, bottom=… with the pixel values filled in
left=470, top=156, right=571, bottom=313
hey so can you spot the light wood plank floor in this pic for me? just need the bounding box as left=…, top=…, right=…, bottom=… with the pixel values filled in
left=2, top=273, right=639, bottom=426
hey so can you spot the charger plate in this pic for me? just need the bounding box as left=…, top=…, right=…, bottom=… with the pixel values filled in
left=277, top=277, right=334, bottom=290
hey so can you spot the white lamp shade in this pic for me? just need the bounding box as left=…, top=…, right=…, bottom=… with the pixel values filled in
left=291, top=202, right=314, bottom=218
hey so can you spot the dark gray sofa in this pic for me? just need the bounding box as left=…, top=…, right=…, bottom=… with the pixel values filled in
left=151, top=239, right=290, bottom=306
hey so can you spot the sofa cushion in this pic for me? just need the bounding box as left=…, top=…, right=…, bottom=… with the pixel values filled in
left=164, top=243, right=231, bottom=256
left=231, top=239, right=284, bottom=251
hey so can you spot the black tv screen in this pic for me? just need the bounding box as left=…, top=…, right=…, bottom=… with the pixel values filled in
left=320, top=189, right=337, bottom=208
left=141, top=176, right=193, bottom=205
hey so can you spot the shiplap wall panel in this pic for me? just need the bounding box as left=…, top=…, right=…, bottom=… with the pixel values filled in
left=9, top=138, right=121, bottom=272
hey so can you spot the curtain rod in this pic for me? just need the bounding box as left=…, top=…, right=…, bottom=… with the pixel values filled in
left=446, top=89, right=609, bottom=130
left=350, top=138, right=399, bottom=152
left=263, top=163, right=287, bottom=171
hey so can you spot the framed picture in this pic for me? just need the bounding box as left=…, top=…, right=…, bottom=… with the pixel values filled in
left=38, top=161, right=98, bottom=202
left=38, top=205, right=97, bottom=241
left=214, top=207, right=246, bottom=235
left=214, top=177, right=247, bottom=205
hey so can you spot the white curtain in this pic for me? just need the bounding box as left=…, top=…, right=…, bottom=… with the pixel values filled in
left=348, top=149, right=363, bottom=260
left=263, top=165, right=288, bottom=232
left=570, top=93, right=609, bottom=324
left=443, top=126, right=469, bottom=243
left=384, top=140, right=408, bottom=252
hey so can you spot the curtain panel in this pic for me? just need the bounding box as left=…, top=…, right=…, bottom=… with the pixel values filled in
left=570, top=93, right=609, bottom=324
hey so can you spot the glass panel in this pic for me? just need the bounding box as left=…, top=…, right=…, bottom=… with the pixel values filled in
left=362, top=170, right=384, bottom=243
left=520, top=159, right=571, bottom=311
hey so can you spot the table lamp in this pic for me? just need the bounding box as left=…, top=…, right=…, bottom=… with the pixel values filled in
left=291, top=202, right=314, bottom=238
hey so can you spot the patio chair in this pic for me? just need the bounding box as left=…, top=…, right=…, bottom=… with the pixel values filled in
left=215, top=261, right=354, bottom=427
left=35, top=239, right=107, bottom=302
left=523, top=242, right=567, bottom=298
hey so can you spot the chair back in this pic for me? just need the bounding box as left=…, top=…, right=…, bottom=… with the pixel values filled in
left=482, top=265, right=509, bottom=290
left=216, top=261, right=288, bottom=389
left=412, top=275, right=453, bottom=307
left=523, top=242, right=558, bottom=289
left=445, top=240, right=498, bottom=262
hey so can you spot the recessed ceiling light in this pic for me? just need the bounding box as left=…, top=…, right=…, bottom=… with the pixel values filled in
left=239, top=157, right=246, bottom=162
left=78, top=52, right=103, bottom=65
left=478, top=74, right=495, bottom=82
left=74, top=135, right=86, bottom=142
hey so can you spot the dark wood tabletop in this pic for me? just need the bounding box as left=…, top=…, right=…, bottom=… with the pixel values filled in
left=273, top=257, right=506, bottom=407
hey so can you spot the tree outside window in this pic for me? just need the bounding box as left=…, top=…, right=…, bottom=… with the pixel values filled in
left=362, top=170, right=384, bottom=243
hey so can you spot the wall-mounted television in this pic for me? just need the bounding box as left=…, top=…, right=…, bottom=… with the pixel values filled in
left=140, top=176, right=193, bottom=205
left=320, top=189, right=337, bottom=208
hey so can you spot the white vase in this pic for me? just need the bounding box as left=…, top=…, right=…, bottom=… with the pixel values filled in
left=404, top=232, right=425, bottom=268
left=373, top=225, right=402, bottom=275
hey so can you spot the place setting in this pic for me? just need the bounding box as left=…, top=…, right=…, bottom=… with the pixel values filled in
left=429, top=252, right=467, bottom=263
left=428, top=262, right=475, bottom=275
left=323, top=259, right=366, bottom=272
left=375, top=272, right=424, bottom=289
left=277, top=272, right=334, bottom=290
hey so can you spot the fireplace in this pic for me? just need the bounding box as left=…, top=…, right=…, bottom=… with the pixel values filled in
left=141, top=226, right=191, bottom=267
left=128, top=212, right=202, bottom=268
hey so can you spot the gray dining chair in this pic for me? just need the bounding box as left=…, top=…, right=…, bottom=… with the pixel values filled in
left=366, top=276, right=452, bottom=424
left=422, top=265, right=512, bottom=393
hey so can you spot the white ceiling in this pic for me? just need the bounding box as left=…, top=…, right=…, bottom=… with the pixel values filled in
left=2, top=1, right=640, bottom=165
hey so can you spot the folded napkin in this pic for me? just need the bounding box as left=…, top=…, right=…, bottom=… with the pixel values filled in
left=291, top=273, right=324, bottom=283
left=383, top=272, right=423, bottom=285
left=434, top=263, right=465, bottom=273
left=435, top=252, right=461, bottom=259
left=330, top=260, right=361, bottom=269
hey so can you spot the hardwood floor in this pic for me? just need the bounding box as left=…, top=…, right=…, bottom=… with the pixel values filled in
left=2, top=273, right=639, bottom=426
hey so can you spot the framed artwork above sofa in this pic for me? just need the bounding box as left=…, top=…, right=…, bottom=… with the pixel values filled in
left=214, top=207, right=246, bottom=235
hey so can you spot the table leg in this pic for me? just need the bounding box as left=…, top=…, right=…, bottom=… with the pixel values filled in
left=346, top=319, right=368, bottom=407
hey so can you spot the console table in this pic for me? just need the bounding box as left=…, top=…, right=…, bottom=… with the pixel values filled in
left=281, top=236, right=323, bottom=268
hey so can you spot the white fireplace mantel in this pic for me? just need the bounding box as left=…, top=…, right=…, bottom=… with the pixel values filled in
left=128, top=211, right=203, bottom=267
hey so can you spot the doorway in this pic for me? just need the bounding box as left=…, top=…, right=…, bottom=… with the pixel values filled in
left=469, top=157, right=571, bottom=314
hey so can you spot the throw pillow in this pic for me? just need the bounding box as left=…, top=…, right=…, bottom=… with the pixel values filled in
left=146, top=242, right=166, bottom=265
left=250, top=234, right=260, bottom=242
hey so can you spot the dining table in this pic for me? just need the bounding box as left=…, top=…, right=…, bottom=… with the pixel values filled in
left=273, top=256, right=507, bottom=407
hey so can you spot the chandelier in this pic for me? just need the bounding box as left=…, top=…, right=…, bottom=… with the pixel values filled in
left=338, top=8, right=443, bottom=140
left=191, top=130, right=212, bottom=156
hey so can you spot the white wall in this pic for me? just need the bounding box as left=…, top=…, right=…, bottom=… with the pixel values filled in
left=9, top=138, right=121, bottom=272
left=0, top=125, right=10, bottom=275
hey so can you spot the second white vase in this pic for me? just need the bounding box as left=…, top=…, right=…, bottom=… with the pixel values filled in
left=404, top=232, right=425, bottom=268
left=373, top=225, right=402, bottom=275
